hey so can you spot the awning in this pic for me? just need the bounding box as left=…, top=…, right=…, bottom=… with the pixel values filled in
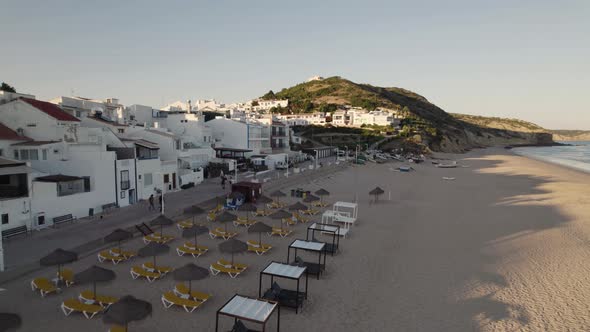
left=0, top=165, right=35, bottom=176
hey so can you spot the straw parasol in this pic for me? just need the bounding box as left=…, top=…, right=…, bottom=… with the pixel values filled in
left=218, top=239, right=248, bottom=265
left=39, top=248, right=78, bottom=285
left=255, top=195, right=273, bottom=215
left=270, top=190, right=286, bottom=204
left=74, top=265, right=116, bottom=300
left=149, top=215, right=174, bottom=236
left=182, top=205, right=206, bottom=225
left=288, top=202, right=307, bottom=212
left=315, top=188, right=330, bottom=204
left=369, top=187, right=385, bottom=202
left=137, top=242, right=169, bottom=269
left=215, top=211, right=237, bottom=232
left=0, top=313, right=21, bottom=331
left=248, top=222, right=272, bottom=244
left=103, top=295, right=152, bottom=332
left=173, top=263, right=209, bottom=294
left=104, top=229, right=133, bottom=253
left=303, top=194, right=319, bottom=203
left=181, top=225, right=208, bottom=247
left=269, top=209, right=292, bottom=230
left=239, top=202, right=257, bottom=222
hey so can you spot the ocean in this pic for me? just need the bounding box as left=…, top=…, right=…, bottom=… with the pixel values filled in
left=513, top=141, right=590, bottom=174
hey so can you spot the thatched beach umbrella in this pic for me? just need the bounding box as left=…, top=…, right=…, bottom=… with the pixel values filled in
left=369, top=187, right=385, bottom=202
left=103, top=295, right=152, bottom=332
left=173, top=263, right=209, bottom=294
left=104, top=229, right=133, bottom=253
left=218, top=239, right=248, bottom=265
left=248, top=222, right=272, bottom=244
left=40, top=248, right=78, bottom=284
left=270, top=190, right=286, bottom=204
left=74, top=265, right=116, bottom=300
left=288, top=202, right=307, bottom=212
left=269, top=209, right=292, bottom=230
left=150, top=215, right=174, bottom=236
left=138, top=242, right=169, bottom=269
left=255, top=195, right=273, bottom=215
left=183, top=205, right=206, bottom=225
left=315, top=188, right=330, bottom=204
left=239, top=202, right=257, bottom=222
left=216, top=211, right=237, bottom=232
left=0, top=313, right=21, bottom=331
left=182, top=225, right=208, bottom=247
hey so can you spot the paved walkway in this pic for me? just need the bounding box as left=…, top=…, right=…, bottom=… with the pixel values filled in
left=0, top=159, right=345, bottom=284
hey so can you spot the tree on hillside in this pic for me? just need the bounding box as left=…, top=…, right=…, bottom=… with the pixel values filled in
left=0, top=82, right=16, bottom=93
left=251, top=100, right=259, bottom=107
left=262, top=90, right=276, bottom=100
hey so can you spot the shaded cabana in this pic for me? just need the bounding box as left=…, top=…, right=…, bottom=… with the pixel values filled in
left=216, top=294, right=280, bottom=332
left=259, top=261, right=308, bottom=314
left=287, top=239, right=327, bottom=280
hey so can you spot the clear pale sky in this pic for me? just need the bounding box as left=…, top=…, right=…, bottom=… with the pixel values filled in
left=1, top=0, right=588, bottom=129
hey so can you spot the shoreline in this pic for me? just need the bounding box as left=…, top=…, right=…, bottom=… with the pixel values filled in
left=511, top=146, right=590, bottom=175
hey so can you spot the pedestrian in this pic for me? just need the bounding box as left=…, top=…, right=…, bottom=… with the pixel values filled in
left=158, top=194, right=163, bottom=212
left=148, top=194, right=155, bottom=211
left=221, top=175, right=226, bottom=190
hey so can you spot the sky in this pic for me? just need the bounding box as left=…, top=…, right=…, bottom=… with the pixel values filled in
left=1, top=0, right=589, bottom=129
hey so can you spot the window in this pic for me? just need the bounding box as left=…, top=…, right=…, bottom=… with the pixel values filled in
left=120, top=170, right=130, bottom=190
left=118, top=129, right=125, bottom=134
left=20, top=150, right=29, bottom=160
left=164, top=174, right=170, bottom=183
left=29, top=149, right=39, bottom=160
left=144, top=173, right=153, bottom=187
left=175, top=140, right=181, bottom=150
left=204, top=136, right=206, bottom=142
left=1, top=214, right=8, bottom=225
left=13, top=150, right=19, bottom=159
left=83, top=176, right=91, bottom=192
left=42, top=149, right=48, bottom=160
left=0, top=149, right=3, bottom=156
left=120, top=191, right=126, bottom=199
left=130, top=115, right=135, bottom=121
left=75, top=110, right=81, bottom=118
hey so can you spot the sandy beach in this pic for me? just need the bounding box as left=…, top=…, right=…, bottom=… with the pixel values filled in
left=2, top=148, right=590, bottom=332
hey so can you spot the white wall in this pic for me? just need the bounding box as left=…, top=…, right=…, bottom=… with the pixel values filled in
left=115, top=158, right=137, bottom=208
left=136, top=158, right=161, bottom=201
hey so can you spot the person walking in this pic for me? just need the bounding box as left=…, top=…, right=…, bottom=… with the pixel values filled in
left=148, top=194, right=155, bottom=211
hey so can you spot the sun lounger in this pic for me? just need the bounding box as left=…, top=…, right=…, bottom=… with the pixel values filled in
left=130, top=266, right=162, bottom=282
left=142, top=262, right=173, bottom=275
left=58, top=268, right=75, bottom=287
left=143, top=234, right=174, bottom=244
left=293, top=212, right=310, bottom=223
left=176, top=245, right=208, bottom=258
left=247, top=240, right=272, bottom=255
left=312, top=201, right=328, bottom=207
left=267, top=201, right=286, bottom=209
left=254, top=209, right=270, bottom=217
left=209, top=263, right=243, bottom=278
left=234, top=217, right=256, bottom=228
left=61, top=298, right=102, bottom=319
left=177, top=220, right=194, bottom=230
left=161, top=291, right=203, bottom=313
left=302, top=209, right=319, bottom=216
left=109, top=326, right=126, bottom=332
left=218, top=259, right=248, bottom=271
left=209, top=227, right=238, bottom=240
left=183, top=242, right=209, bottom=251
left=269, top=227, right=292, bottom=237
left=79, top=290, right=118, bottom=308
left=98, top=250, right=126, bottom=265
left=31, top=277, right=59, bottom=297
left=209, top=204, right=222, bottom=214
left=110, top=248, right=136, bottom=259
left=282, top=217, right=297, bottom=226
left=206, top=211, right=217, bottom=222
left=173, top=283, right=212, bottom=302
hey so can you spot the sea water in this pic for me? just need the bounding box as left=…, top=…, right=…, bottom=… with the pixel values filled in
left=513, top=141, right=590, bottom=174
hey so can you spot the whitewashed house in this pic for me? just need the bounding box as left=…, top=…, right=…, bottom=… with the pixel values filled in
left=206, top=117, right=272, bottom=155
left=50, top=96, right=124, bottom=122
left=126, top=104, right=168, bottom=128
left=0, top=158, right=34, bottom=233
left=276, top=113, right=327, bottom=126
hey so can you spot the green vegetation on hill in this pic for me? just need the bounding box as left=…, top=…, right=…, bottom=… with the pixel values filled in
left=451, top=113, right=546, bottom=132
left=0, top=82, right=16, bottom=93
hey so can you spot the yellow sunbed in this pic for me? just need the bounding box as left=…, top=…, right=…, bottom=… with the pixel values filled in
left=270, top=227, right=292, bottom=237
left=183, top=242, right=209, bottom=251
left=58, top=268, right=75, bottom=287
left=61, top=298, right=102, bottom=319
left=209, top=228, right=238, bottom=240
left=206, top=212, right=217, bottom=222
left=176, top=220, right=193, bottom=230
left=209, top=263, right=243, bottom=278
left=176, top=246, right=207, bottom=258
left=302, top=209, right=319, bottom=215
left=234, top=217, right=256, bottom=228
left=293, top=212, right=310, bottom=223
left=282, top=217, right=297, bottom=226
left=109, top=326, right=126, bottom=332
left=247, top=240, right=272, bottom=255
left=267, top=201, right=286, bottom=209
left=218, top=259, right=248, bottom=271
left=110, top=248, right=136, bottom=259
left=79, top=290, right=118, bottom=308
left=142, top=262, right=173, bottom=275
left=31, top=277, right=59, bottom=297
left=143, top=234, right=174, bottom=244
left=254, top=209, right=271, bottom=217
left=98, top=250, right=126, bottom=265
left=312, top=201, right=329, bottom=207
left=130, top=266, right=162, bottom=282
left=173, top=283, right=211, bottom=302
left=161, top=291, right=203, bottom=313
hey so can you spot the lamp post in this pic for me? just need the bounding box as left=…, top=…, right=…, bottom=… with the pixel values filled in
left=155, top=187, right=164, bottom=214
left=0, top=229, right=4, bottom=271
left=314, top=149, right=318, bottom=169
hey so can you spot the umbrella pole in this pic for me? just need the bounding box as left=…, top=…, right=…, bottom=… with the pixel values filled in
left=259, top=232, right=262, bottom=245
left=231, top=252, right=234, bottom=266
left=194, top=234, right=198, bottom=247
left=57, top=265, right=61, bottom=284
left=118, top=240, right=122, bottom=253
left=153, top=255, right=157, bottom=269
left=160, top=225, right=163, bottom=237
left=189, top=280, right=192, bottom=294
left=93, top=281, right=97, bottom=300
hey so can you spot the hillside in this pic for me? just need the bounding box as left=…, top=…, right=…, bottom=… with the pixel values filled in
left=262, top=77, right=554, bottom=152
left=550, top=130, right=590, bottom=141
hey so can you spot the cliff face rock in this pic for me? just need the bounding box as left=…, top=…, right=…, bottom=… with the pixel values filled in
left=551, top=130, right=590, bottom=141
left=263, top=77, right=556, bottom=152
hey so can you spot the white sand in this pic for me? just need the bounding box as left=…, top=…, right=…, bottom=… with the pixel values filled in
left=2, top=148, right=590, bottom=331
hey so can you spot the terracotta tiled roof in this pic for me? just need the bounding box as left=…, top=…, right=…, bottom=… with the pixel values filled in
left=20, top=97, right=80, bottom=122
left=11, top=140, right=59, bottom=146
left=0, top=123, right=29, bottom=141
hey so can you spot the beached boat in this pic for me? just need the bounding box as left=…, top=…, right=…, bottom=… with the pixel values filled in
left=436, top=162, right=458, bottom=168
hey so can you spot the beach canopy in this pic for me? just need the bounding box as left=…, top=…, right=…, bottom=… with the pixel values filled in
left=303, top=194, right=320, bottom=203
left=288, top=202, right=307, bottom=211
left=0, top=313, right=22, bottom=331
left=173, top=263, right=209, bottom=294
left=248, top=222, right=272, bottom=244
left=103, top=295, right=152, bottom=330
left=315, top=188, right=330, bottom=196
left=182, top=225, right=209, bottom=246
left=150, top=215, right=174, bottom=236
left=256, top=195, right=273, bottom=204
left=218, top=238, right=248, bottom=265
left=138, top=242, right=170, bottom=268
left=74, top=265, right=116, bottom=300
left=270, top=190, right=286, bottom=198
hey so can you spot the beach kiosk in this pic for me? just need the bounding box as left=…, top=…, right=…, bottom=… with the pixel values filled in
left=232, top=181, right=263, bottom=203
left=287, top=239, right=327, bottom=280
left=306, top=223, right=340, bottom=255
left=259, top=261, right=308, bottom=314
left=216, top=294, right=280, bottom=331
